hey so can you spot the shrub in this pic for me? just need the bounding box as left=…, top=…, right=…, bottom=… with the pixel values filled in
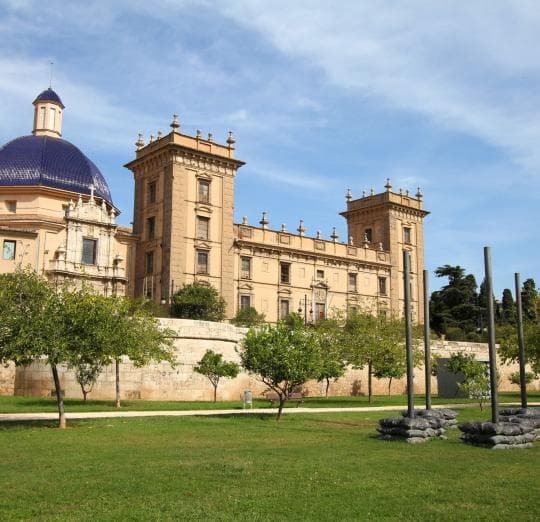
left=231, top=307, right=265, bottom=327
left=171, top=283, right=225, bottom=321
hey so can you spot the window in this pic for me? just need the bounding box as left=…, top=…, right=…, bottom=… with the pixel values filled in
left=364, top=228, right=373, bottom=242
left=147, top=181, right=156, bottom=204
left=198, top=179, right=210, bottom=204
left=280, top=262, right=290, bottom=284
left=40, top=107, right=46, bottom=128
left=241, top=257, right=251, bottom=279
left=2, top=240, right=16, bottom=260
left=81, top=238, right=97, bottom=265
left=49, top=107, right=56, bottom=128
left=240, top=295, right=251, bottom=310
left=197, top=216, right=209, bottom=240
left=146, top=251, right=154, bottom=274
left=378, top=276, right=387, bottom=295
left=147, top=216, right=156, bottom=240
left=197, top=250, right=209, bottom=274
left=348, top=273, right=357, bottom=292
left=5, top=200, right=16, bottom=213
left=280, top=299, right=290, bottom=319
left=403, top=227, right=412, bottom=244
left=316, top=269, right=325, bottom=279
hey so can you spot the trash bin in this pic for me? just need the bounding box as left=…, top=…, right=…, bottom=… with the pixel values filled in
left=243, top=390, right=253, bottom=409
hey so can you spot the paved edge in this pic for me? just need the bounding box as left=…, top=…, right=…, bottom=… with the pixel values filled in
left=1, top=402, right=538, bottom=422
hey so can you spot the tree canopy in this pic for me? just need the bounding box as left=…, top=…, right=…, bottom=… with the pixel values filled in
left=194, top=350, right=240, bottom=402
left=171, top=283, right=226, bottom=321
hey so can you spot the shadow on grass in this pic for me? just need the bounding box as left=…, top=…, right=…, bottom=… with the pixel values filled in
left=0, top=420, right=61, bottom=430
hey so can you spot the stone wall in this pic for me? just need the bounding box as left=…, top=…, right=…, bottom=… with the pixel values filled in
left=2, top=319, right=539, bottom=401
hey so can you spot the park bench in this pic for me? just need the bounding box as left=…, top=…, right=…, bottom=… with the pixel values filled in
left=265, top=391, right=304, bottom=407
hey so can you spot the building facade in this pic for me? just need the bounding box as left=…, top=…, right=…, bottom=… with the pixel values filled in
left=126, top=121, right=429, bottom=322
left=0, top=89, right=134, bottom=294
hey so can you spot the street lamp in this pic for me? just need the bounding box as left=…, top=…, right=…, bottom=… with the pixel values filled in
left=297, top=295, right=313, bottom=325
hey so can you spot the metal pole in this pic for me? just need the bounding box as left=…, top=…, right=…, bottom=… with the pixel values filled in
left=514, top=273, right=528, bottom=409
left=483, top=247, right=499, bottom=424
left=403, top=251, right=414, bottom=418
left=304, top=295, right=307, bottom=326
left=423, top=270, right=432, bottom=410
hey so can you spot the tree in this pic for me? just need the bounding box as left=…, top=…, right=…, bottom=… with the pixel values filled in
left=239, top=322, right=322, bottom=420
left=343, top=312, right=415, bottom=403
left=194, top=350, right=240, bottom=402
left=508, top=371, right=535, bottom=386
left=171, top=283, right=225, bottom=321
left=430, top=265, right=484, bottom=340
left=230, top=306, right=265, bottom=327
left=0, top=270, right=71, bottom=428
left=498, top=320, right=540, bottom=378
left=500, top=288, right=515, bottom=325
left=73, top=362, right=102, bottom=401
left=313, top=319, right=347, bottom=397
left=521, top=278, right=538, bottom=322
left=445, top=352, right=491, bottom=410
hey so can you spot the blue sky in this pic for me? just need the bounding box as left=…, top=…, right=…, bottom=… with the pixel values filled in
left=1, top=0, right=539, bottom=297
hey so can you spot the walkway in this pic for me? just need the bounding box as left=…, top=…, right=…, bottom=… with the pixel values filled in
left=1, top=402, right=537, bottom=422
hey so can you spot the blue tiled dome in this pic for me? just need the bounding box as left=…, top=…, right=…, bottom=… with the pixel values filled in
left=33, top=88, right=64, bottom=107
left=0, top=135, right=112, bottom=204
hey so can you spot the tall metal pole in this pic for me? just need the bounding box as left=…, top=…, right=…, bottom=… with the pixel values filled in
left=483, top=247, right=498, bottom=424
left=403, top=251, right=414, bottom=418
left=423, top=270, right=432, bottom=410
left=515, top=273, right=528, bottom=409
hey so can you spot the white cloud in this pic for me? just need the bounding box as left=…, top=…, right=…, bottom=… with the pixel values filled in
left=216, top=1, right=540, bottom=170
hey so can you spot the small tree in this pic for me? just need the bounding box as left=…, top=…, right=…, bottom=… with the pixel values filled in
left=194, top=350, right=240, bottom=402
left=231, top=307, right=265, bottom=327
left=73, top=362, right=102, bottom=401
left=239, top=322, right=322, bottom=420
left=446, top=352, right=491, bottom=410
left=508, top=371, right=535, bottom=386
left=313, top=319, right=346, bottom=397
left=171, top=283, right=225, bottom=321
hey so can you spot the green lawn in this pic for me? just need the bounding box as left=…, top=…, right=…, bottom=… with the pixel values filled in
left=0, top=391, right=538, bottom=413
left=0, top=406, right=538, bottom=521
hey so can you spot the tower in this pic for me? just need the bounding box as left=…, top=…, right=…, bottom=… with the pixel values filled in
left=125, top=121, right=244, bottom=314
left=340, top=181, right=429, bottom=321
left=32, top=88, right=64, bottom=138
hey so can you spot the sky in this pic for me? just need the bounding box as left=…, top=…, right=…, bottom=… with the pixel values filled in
left=1, top=0, right=539, bottom=297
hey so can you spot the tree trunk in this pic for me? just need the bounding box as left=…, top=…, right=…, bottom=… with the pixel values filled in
left=115, top=358, right=121, bottom=408
left=276, top=397, right=286, bottom=421
left=325, top=377, right=330, bottom=398
left=213, top=385, right=217, bottom=403
left=51, top=364, right=66, bottom=429
left=388, top=377, right=393, bottom=396
left=83, top=390, right=88, bottom=402
left=368, top=361, right=372, bottom=403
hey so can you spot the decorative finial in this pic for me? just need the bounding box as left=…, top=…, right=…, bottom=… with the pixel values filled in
left=405, top=189, right=409, bottom=196
left=135, top=132, right=145, bottom=150
left=364, top=232, right=370, bottom=243
left=348, top=236, right=354, bottom=246
left=149, top=134, right=155, bottom=143
left=242, top=215, right=248, bottom=225
left=170, top=114, right=180, bottom=130
left=362, top=190, right=366, bottom=198
left=157, top=130, right=163, bottom=139
left=370, top=187, right=375, bottom=196
left=330, top=227, right=338, bottom=242
left=89, top=185, right=95, bottom=203
left=297, top=219, right=306, bottom=236
left=346, top=188, right=352, bottom=202
left=226, top=131, right=236, bottom=146
left=49, top=61, right=54, bottom=89
left=207, top=132, right=213, bottom=142
left=399, top=188, right=403, bottom=195
left=415, top=187, right=423, bottom=200
left=196, top=129, right=202, bottom=139
left=385, top=178, right=392, bottom=191
left=378, top=242, right=383, bottom=251
left=316, top=230, right=322, bottom=239
left=281, top=223, right=287, bottom=232
left=259, top=211, right=269, bottom=229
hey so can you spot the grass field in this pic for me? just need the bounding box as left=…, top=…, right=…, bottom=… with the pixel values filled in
left=1, top=405, right=538, bottom=520
left=1, top=391, right=538, bottom=413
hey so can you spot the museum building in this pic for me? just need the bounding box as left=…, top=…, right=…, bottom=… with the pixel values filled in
left=1, top=89, right=429, bottom=322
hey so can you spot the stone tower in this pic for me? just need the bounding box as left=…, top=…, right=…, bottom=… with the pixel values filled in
left=125, top=121, right=244, bottom=314
left=340, top=181, right=429, bottom=321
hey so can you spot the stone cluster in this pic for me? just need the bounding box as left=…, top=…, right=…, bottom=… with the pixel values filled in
left=401, top=408, right=458, bottom=428
left=378, top=414, right=448, bottom=443
left=459, top=419, right=538, bottom=449
left=499, top=407, right=540, bottom=441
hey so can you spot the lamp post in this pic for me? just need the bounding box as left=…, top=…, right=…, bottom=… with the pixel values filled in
left=297, top=295, right=313, bottom=325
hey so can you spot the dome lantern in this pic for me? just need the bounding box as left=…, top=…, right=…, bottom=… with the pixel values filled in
left=32, top=88, right=65, bottom=138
